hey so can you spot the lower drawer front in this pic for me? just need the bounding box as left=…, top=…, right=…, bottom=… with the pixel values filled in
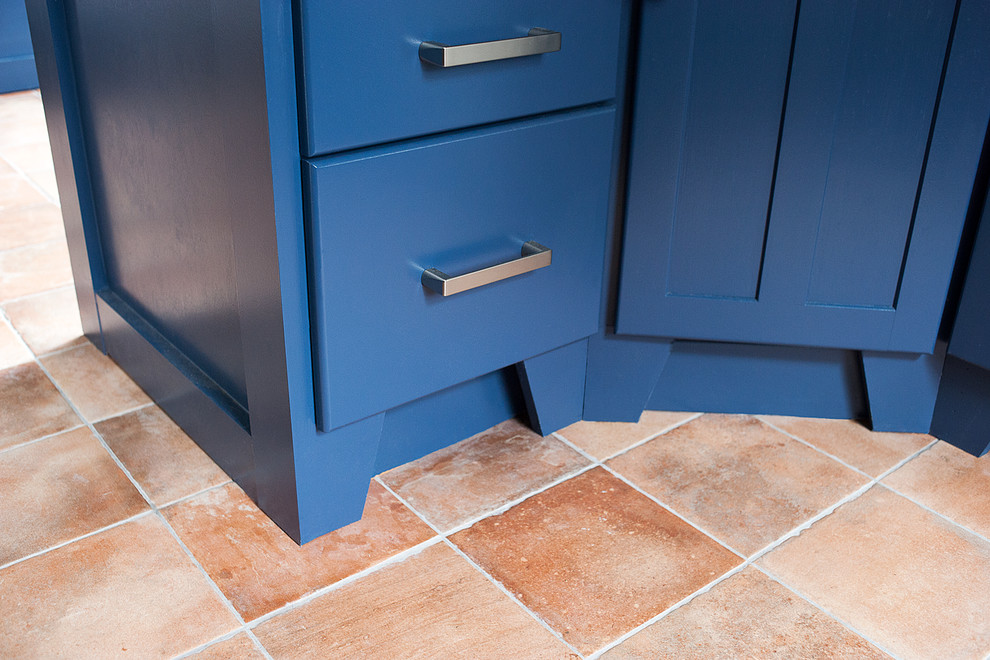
left=306, top=107, right=616, bottom=430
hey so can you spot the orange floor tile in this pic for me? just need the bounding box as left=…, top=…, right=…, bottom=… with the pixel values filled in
left=2, top=89, right=989, bottom=659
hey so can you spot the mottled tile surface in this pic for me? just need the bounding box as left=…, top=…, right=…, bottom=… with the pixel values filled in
left=0, top=203, right=64, bottom=251
left=0, top=321, right=31, bottom=369
left=0, top=515, right=239, bottom=658
left=381, top=418, right=590, bottom=531
left=0, top=175, right=47, bottom=210
left=164, top=481, right=435, bottom=621
left=884, top=441, right=990, bottom=539
left=0, top=240, right=72, bottom=301
left=254, top=542, right=571, bottom=659
left=3, top=285, right=85, bottom=355
left=0, top=427, right=148, bottom=565
left=760, top=486, right=990, bottom=659
left=604, top=567, right=888, bottom=658
left=557, top=410, right=697, bottom=459
left=40, top=342, right=150, bottom=421
left=96, top=406, right=229, bottom=506
left=0, top=361, right=80, bottom=450
left=451, top=467, right=742, bottom=655
left=609, top=414, right=868, bottom=555
left=762, top=415, right=933, bottom=477
left=188, top=634, right=266, bottom=659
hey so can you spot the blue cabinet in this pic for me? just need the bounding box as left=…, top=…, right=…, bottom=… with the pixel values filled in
left=617, top=0, right=983, bottom=354
left=0, top=0, right=38, bottom=92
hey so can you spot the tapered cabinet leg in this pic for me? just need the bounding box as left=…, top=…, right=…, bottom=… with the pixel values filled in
left=291, top=413, right=385, bottom=544
left=516, top=339, right=589, bottom=435
left=861, top=345, right=946, bottom=433
left=583, top=334, right=672, bottom=422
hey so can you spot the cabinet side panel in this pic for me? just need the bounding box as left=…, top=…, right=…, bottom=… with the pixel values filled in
left=802, top=0, right=955, bottom=308
left=61, top=0, right=248, bottom=408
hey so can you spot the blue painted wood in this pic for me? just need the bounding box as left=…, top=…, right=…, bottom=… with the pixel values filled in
left=583, top=334, right=671, bottom=423
left=648, top=341, right=869, bottom=421
left=932, top=356, right=990, bottom=457
left=862, top=346, right=946, bottom=433
left=617, top=0, right=986, bottom=354
left=0, top=0, right=38, bottom=92
left=306, top=107, right=615, bottom=431
left=517, top=339, right=588, bottom=435
left=297, top=0, right=621, bottom=156
left=374, top=368, right=523, bottom=474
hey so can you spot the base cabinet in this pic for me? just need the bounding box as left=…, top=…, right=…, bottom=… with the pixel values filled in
left=27, top=0, right=989, bottom=543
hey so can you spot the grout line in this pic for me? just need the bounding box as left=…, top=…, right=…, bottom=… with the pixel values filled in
left=244, top=536, right=444, bottom=630
left=157, top=479, right=234, bottom=511
left=0, top=510, right=154, bottom=572
left=756, top=417, right=877, bottom=479
left=0, top=283, right=76, bottom=307
left=35, top=340, right=90, bottom=361
left=753, top=565, right=903, bottom=660
left=373, top=477, right=585, bottom=658
left=0, top=422, right=87, bottom=456
left=0, top=146, right=59, bottom=206
left=875, top=438, right=939, bottom=481
left=881, top=482, right=990, bottom=547
left=581, top=411, right=704, bottom=463
left=171, top=629, right=245, bottom=660
left=244, top=629, right=275, bottom=660
left=89, top=400, right=157, bottom=424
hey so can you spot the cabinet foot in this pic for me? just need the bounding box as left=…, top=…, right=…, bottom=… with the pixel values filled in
left=583, top=334, right=672, bottom=422
left=931, top=356, right=990, bottom=456
left=861, top=345, right=946, bottom=433
left=516, top=339, right=589, bottom=435
left=291, top=413, right=385, bottom=544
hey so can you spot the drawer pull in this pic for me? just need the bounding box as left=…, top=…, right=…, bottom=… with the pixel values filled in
left=419, top=28, right=561, bottom=68
left=422, top=241, right=551, bottom=296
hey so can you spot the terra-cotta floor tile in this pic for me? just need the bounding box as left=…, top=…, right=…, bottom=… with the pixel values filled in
left=603, top=567, right=889, bottom=659
left=40, top=342, right=151, bottom=421
left=0, top=203, right=64, bottom=251
left=884, top=441, right=990, bottom=539
left=0, top=239, right=73, bottom=301
left=163, top=480, right=435, bottom=621
left=0, top=320, right=31, bottom=369
left=253, top=542, right=571, bottom=659
left=759, top=485, right=990, bottom=659
left=3, top=285, right=85, bottom=355
left=96, top=406, right=229, bottom=506
left=557, top=410, right=697, bottom=459
left=0, top=361, right=80, bottom=450
left=450, top=467, right=742, bottom=655
left=0, top=141, right=55, bottom=174
left=0, top=426, right=149, bottom=566
left=0, top=174, right=47, bottom=210
left=0, top=515, right=240, bottom=658
left=188, top=633, right=267, bottom=659
left=608, top=414, right=869, bottom=555
left=380, top=418, right=590, bottom=531
left=761, top=415, right=933, bottom=477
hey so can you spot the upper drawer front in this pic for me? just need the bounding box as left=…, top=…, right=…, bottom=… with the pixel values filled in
left=306, top=107, right=616, bottom=430
left=297, top=1, right=621, bottom=156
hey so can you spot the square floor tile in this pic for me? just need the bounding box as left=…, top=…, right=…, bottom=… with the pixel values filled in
left=0, top=320, right=31, bottom=369
left=0, top=361, right=80, bottom=451
left=0, top=515, right=239, bottom=658
left=40, top=342, right=151, bottom=422
left=0, top=175, right=47, bottom=210
left=450, top=467, right=742, bottom=655
left=0, top=203, right=64, bottom=251
left=603, top=567, right=888, bottom=658
left=884, top=441, right=990, bottom=539
left=0, top=240, right=73, bottom=301
left=4, top=286, right=85, bottom=355
left=380, top=418, right=590, bottom=532
left=1, top=141, right=54, bottom=174
left=164, top=481, right=435, bottom=621
left=557, top=410, right=697, bottom=460
left=761, top=415, right=933, bottom=477
left=608, top=414, right=869, bottom=555
left=0, top=427, right=148, bottom=566
left=760, top=485, right=990, bottom=659
left=96, top=406, right=230, bottom=506
left=253, top=542, right=571, bottom=659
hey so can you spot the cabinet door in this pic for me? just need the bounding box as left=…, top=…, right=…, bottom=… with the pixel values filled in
left=617, top=0, right=964, bottom=352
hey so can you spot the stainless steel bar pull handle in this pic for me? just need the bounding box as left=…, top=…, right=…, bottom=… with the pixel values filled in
left=419, top=28, right=561, bottom=68
left=422, top=241, right=551, bottom=296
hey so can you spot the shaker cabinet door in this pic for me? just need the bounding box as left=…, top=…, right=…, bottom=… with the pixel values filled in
left=617, top=0, right=983, bottom=353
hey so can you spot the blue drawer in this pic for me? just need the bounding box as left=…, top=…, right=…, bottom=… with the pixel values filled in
left=297, top=0, right=621, bottom=156
left=306, top=107, right=616, bottom=430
